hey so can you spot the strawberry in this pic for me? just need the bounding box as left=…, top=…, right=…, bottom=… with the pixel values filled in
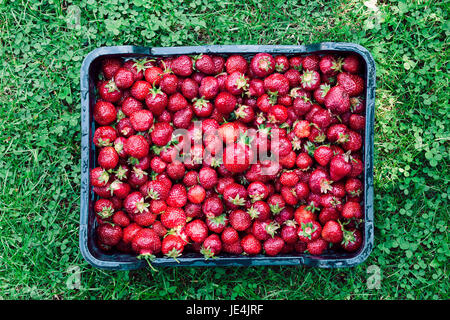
left=98, top=146, right=119, bottom=169
left=313, top=83, right=331, bottom=105
left=274, top=55, right=289, bottom=73
left=225, top=55, right=248, bottom=74
left=129, top=109, right=153, bottom=132
left=292, top=95, right=313, bottom=116
left=296, top=152, right=313, bottom=170
left=223, top=138, right=254, bottom=174
left=313, top=145, right=333, bottom=166
left=215, top=91, right=237, bottom=115
left=123, top=58, right=153, bottom=81
left=324, top=85, right=350, bottom=114
left=327, top=124, right=349, bottom=143
left=337, top=72, right=364, bottom=97
left=132, top=209, right=157, bottom=227
left=300, top=70, right=321, bottom=91
left=223, top=240, right=243, bottom=254
left=180, top=78, right=199, bottom=100
left=225, top=71, right=249, bottom=95
left=279, top=171, right=299, bottom=187
left=341, top=201, right=363, bottom=219
left=250, top=53, right=275, bottom=78
left=202, top=195, right=224, bottom=218
left=131, top=228, right=161, bottom=256
left=223, top=183, right=248, bottom=208
left=194, top=54, right=215, bottom=75
left=319, top=55, right=343, bottom=76
left=122, top=96, right=144, bottom=116
left=297, top=220, right=322, bottom=243
left=192, top=97, right=213, bottom=118
left=329, top=152, right=353, bottom=181
left=91, top=167, right=110, bottom=187
left=349, top=157, right=364, bottom=178
left=130, top=80, right=151, bottom=101
left=94, top=100, right=117, bottom=125
left=142, top=66, right=162, bottom=86
left=289, top=56, right=303, bottom=71
left=98, top=80, right=123, bottom=103
left=308, top=168, right=332, bottom=194
left=161, top=206, right=186, bottom=229
left=221, top=226, right=239, bottom=244
left=201, top=234, right=222, bottom=259
left=114, top=67, right=135, bottom=89
left=302, top=54, right=320, bottom=71
left=187, top=185, right=206, bottom=204
left=97, top=223, right=123, bottom=246
left=101, top=58, right=122, bottom=79
left=322, top=220, right=343, bottom=244
left=140, top=180, right=169, bottom=201
left=185, top=219, right=208, bottom=243
left=349, top=114, right=365, bottom=131
left=252, top=219, right=280, bottom=241
left=161, top=234, right=185, bottom=260
left=267, top=104, right=288, bottom=124
left=247, top=181, right=269, bottom=202
left=345, top=178, right=363, bottom=198
left=94, top=198, right=115, bottom=219
left=171, top=55, right=193, bottom=77
left=206, top=213, right=228, bottom=233
left=284, top=68, right=301, bottom=88
left=267, top=193, right=285, bottom=215
left=122, top=222, right=142, bottom=244
left=160, top=73, right=179, bottom=95
left=280, top=220, right=298, bottom=244
left=341, top=228, right=363, bottom=252
left=198, top=167, right=218, bottom=190
left=241, top=234, right=262, bottom=255
left=124, top=135, right=149, bottom=159
left=342, top=130, right=362, bottom=152
left=166, top=184, right=187, bottom=208
left=343, top=54, right=361, bottom=74
left=234, top=104, right=255, bottom=123
left=263, top=73, right=290, bottom=96
left=247, top=200, right=271, bottom=221
left=294, top=205, right=317, bottom=225
left=228, top=209, right=251, bottom=232
left=306, top=238, right=328, bottom=255
left=211, top=55, right=225, bottom=74
left=199, top=76, right=219, bottom=100
left=247, top=79, right=265, bottom=97
left=108, top=180, right=131, bottom=199
left=124, top=191, right=149, bottom=215
left=263, top=236, right=285, bottom=256
left=150, top=122, right=173, bottom=147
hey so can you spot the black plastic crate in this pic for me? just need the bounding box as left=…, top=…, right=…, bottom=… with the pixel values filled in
left=80, top=43, right=375, bottom=270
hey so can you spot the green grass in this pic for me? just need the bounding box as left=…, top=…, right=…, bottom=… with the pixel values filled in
left=0, top=0, right=448, bottom=300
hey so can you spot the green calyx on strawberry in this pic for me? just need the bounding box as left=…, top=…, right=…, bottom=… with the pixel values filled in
left=164, top=248, right=182, bottom=262
left=132, top=167, right=148, bottom=179
left=105, top=79, right=120, bottom=93
left=305, top=202, right=320, bottom=213
left=137, top=251, right=158, bottom=272
left=97, top=205, right=114, bottom=219
left=319, top=178, right=333, bottom=194
left=258, top=57, right=272, bottom=72
left=200, top=246, right=217, bottom=260
left=97, top=169, right=110, bottom=185
left=227, top=194, right=246, bottom=207
left=192, top=97, right=209, bottom=110
left=127, top=157, right=140, bottom=166
left=265, top=221, right=280, bottom=238
left=284, top=219, right=297, bottom=228
left=267, top=90, right=279, bottom=104
left=135, top=197, right=150, bottom=213
left=304, top=141, right=316, bottom=156
left=247, top=206, right=260, bottom=219
left=291, top=136, right=302, bottom=151
left=269, top=202, right=283, bottom=215
left=257, top=123, right=272, bottom=136
left=299, top=221, right=317, bottom=240
left=132, top=58, right=155, bottom=73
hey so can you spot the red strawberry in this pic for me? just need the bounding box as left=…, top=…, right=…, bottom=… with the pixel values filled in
left=166, top=184, right=187, bottom=208
left=280, top=220, right=298, bottom=244
left=132, top=209, right=157, bottom=227
left=321, top=220, right=343, bottom=244
left=343, top=54, right=361, bottom=74
left=342, top=130, right=362, bottom=152
left=313, top=145, right=333, bottom=166
left=221, top=226, right=239, bottom=244
left=185, top=219, right=208, bottom=243
left=267, top=193, right=285, bottom=215
left=144, top=66, right=163, bottom=87
left=108, top=180, right=131, bottom=199
left=324, top=85, right=350, bottom=114
left=297, top=220, right=322, bottom=243
left=201, top=196, right=223, bottom=218
left=228, top=209, right=251, bottom=232
left=247, top=181, right=269, bottom=202
left=264, top=73, right=290, bottom=96
left=225, top=55, right=248, bottom=74
left=201, top=234, right=222, bottom=259
left=300, top=70, right=321, bottom=91
left=122, top=222, right=142, bottom=244
left=223, top=139, right=254, bottom=174
left=180, top=78, right=199, bottom=100
left=292, top=95, right=313, bottom=116
left=206, top=213, right=228, bottom=233
left=111, top=210, right=130, bottom=228
left=319, top=55, right=343, bottom=76
left=234, top=104, right=255, bottom=123
left=130, top=80, right=151, bottom=101
left=160, top=73, right=179, bottom=95
left=114, top=67, right=135, bottom=89
left=250, top=53, right=275, bottom=78
left=212, top=55, right=225, bottom=74
left=198, top=167, right=218, bottom=190
left=129, top=109, right=153, bottom=132
left=93, top=126, right=117, bottom=148
left=91, top=167, right=110, bottom=187
left=223, top=183, right=248, bottom=209
left=267, top=104, right=288, bottom=124
left=274, top=55, right=290, bottom=73
left=171, top=55, right=193, bottom=77
left=296, top=152, right=313, bottom=170
left=302, top=54, right=320, bottom=71
left=97, top=223, right=122, bottom=246
left=199, top=76, right=219, bottom=99
left=308, top=168, right=332, bottom=194
left=252, top=219, right=280, bottom=241
left=124, top=135, right=149, bottom=159
left=194, top=54, right=215, bottom=75
left=337, top=72, right=364, bottom=97
left=225, top=71, right=249, bottom=95
left=313, top=83, right=331, bottom=105
left=341, top=201, right=363, bottom=219
left=192, top=97, right=213, bottom=118
left=124, top=191, right=149, bottom=215
left=161, top=207, right=186, bottom=229
left=284, top=68, right=301, bottom=88
left=187, top=185, right=206, bottom=204
left=241, top=234, right=261, bottom=255
left=101, top=58, right=122, bottom=79
left=329, top=153, right=353, bottom=181
left=98, top=146, right=119, bottom=169
left=161, top=234, right=185, bottom=260
left=263, top=236, right=285, bottom=256
left=306, top=238, right=328, bottom=255
left=215, top=91, right=237, bottom=115
left=150, top=122, right=173, bottom=146
left=341, top=228, right=363, bottom=252
left=122, top=96, right=143, bottom=116
left=94, top=198, right=115, bottom=219
left=131, top=228, right=161, bottom=256
left=247, top=79, right=265, bottom=97
left=144, top=87, right=167, bottom=116
left=289, top=56, right=303, bottom=71
left=94, top=100, right=117, bottom=125
left=349, top=157, right=364, bottom=178
left=247, top=200, right=271, bottom=221
left=98, top=80, right=123, bottom=102
left=279, top=171, right=299, bottom=187
left=327, top=124, right=349, bottom=143
left=149, top=199, right=167, bottom=215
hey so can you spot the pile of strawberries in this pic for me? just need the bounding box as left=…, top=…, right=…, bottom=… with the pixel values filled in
left=91, top=51, right=366, bottom=264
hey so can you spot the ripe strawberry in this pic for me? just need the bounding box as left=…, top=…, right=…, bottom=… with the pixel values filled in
left=161, top=234, right=185, bottom=260
left=241, top=234, right=262, bottom=255
left=130, top=80, right=151, bottom=101
left=274, top=55, right=289, bottom=73
left=342, top=130, right=362, bottom=152
left=343, top=54, right=361, bottom=74
left=102, top=58, right=122, bottom=79
left=234, top=104, right=255, bottom=123
left=292, top=95, right=313, bottom=116
left=319, top=55, right=343, bottom=76
left=252, top=219, right=280, bottom=241
left=94, top=100, right=117, bottom=125
left=247, top=200, right=271, bottom=221
left=300, top=70, right=321, bottom=91
left=223, top=183, right=248, bottom=209
left=132, top=209, right=157, bottom=227
left=124, top=135, right=149, bottom=159
left=223, top=139, right=254, bottom=174
left=313, top=145, right=333, bottom=166
left=114, top=67, right=135, bottom=89
left=94, top=198, right=114, bottom=219
left=206, top=213, right=228, bottom=233
left=173, top=106, right=193, bottom=129
left=337, top=72, right=364, bottom=97
left=185, top=219, right=208, bottom=243
left=197, top=166, right=218, bottom=190
left=247, top=79, right=265, bottom=97
left=226, top=71, right=249, bottom=95
left=228, top=209, right=251, bottom=232
left=263, top=236, right=284, bottom=256
left=98, top=80, right=123, bottom=103
left=97, top=223, right=123, bottom=246
left=280, top=220, right=298, bottom=244
left=192, top=97, right=213, bottom=117
left=297, top=220, right=322, bottom=243
left=223, top=240, right=243, bottom=254
left=131, top=228, right=161, bottom=256
left=329, top=153, right=353, bottom=181
left=201, top=234, right=222, bottom=259
left=91, top=167, right=110, bottom=187
left=108, top=180, right=131, bottom=199
left=322, top=220, right=344, bottom=244
left=140, top=180, right=169, bottom=201
left=267, top=193, right=285, bottom=215
left=98, top=146, right=119, bottom=169
left=296, top=152, right=313, bottom=170
left=201, top=195, right=223, bottom=218
left=341, top=201, right=363, bottom=219
left=166, top=184, right=187, bottom=208
left=264, top=73, right=290, bottom=96
left=123, top=191, right=149, bottom=215
left=250, top=53, right=275, bottom=78
left=215, top=91, right=237, bottom=115
left=121, top=96, right=144, bottom=117
left=150, top=122, right=173, bottom=147
left=313, top=83, right=331, bottom=105
left=225, top=55, right=248, bottom=74
left=247, top=181, right=269, bottom=202
left=327, top=124, right=349, bottom=143
left=211, top=55, right=225, bottom=74
left=129, top=109, right=153, bottom=132
left=302, top=54, right=320, bottom=71
left=124, top=58, right=153, bottom=81
left=306, top=238, right=328, bottom=255
left=267, top=104, right=288, bottom=124
left=187, top=185, right=206, bottom=204
left=193, top=54, right=214, bottom=75
left=149, top=199, right=167, bottom=215
left=294, top=205, right=317, bottom=225
left=160, top=73, right=179, bottom=95
left=341, top=228, right=363, bottom=252
left=171, top=55, right=193, bottom=77
left=324, top=85, right=350, bottom=114
left=345, top=178, right=363, bottom=198
left=221, top=226, right=239, bottom=244
left=349, top=157, right=364, bottom=178
left=309, top=168, right=332, bottom=194
left=198, top=76, right=219, bottom=100
left=160, top=206, right=186, bottom=229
